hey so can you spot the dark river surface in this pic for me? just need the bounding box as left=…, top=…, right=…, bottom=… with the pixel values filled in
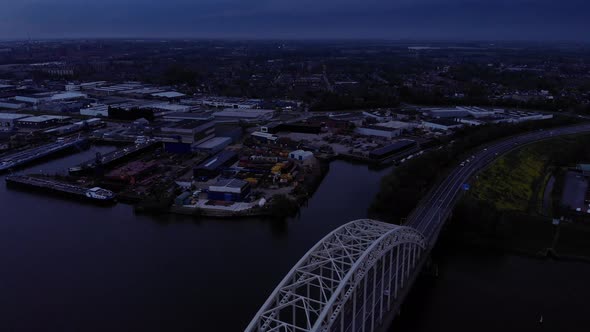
left=1, top=146, right=589, bottom=331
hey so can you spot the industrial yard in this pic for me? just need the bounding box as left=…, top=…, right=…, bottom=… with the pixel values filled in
left=0, top=77, right=559, bottom=219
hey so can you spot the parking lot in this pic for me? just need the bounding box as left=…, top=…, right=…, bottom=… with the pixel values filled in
left=561, top=171, right=589, bottom=212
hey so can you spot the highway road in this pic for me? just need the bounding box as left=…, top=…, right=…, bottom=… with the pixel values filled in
left=405, top=123, right=590, bottom=246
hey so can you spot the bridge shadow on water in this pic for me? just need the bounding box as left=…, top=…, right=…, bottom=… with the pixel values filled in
left=389, top=229, right=590, bottom=332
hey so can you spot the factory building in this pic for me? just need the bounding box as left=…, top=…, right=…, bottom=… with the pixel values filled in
left=369, top=140, right=417, bottom=160
left=16, top=115, right=71, bottom=128
left=163, top=112, right=214, bottom=122
left=251, top=131, right=279, bottom=143
left=457, top=106, right=499, bottom=118
left=213, top=108, right=275, bottom=122
left=195, top=137, right=232, bottom=154
left=81, top=104, right=109, bottom=117
left=49, top=92, right=87, bottom=102
left=422, top=119, right=464, bottom=131
left=215, top=125, right=243, bottom=143
left=208, top=178, right=251, bottom=202
left=193, top=151, right=238, bottom=181
left=421, top=107, right=470, bottom=118
left=199, top=97, right=261, bottom=109
left=492, top=111, right=553, bottom=124
left=0, top=101, right=26, bottom=110
left=14, top=92, right=53, bottom=105
left=151, top=91, right=186, bottom=100
left=160, top=120, right=215, bottom=144
left=0, top=113, right=32, bottom=128
left=356, top=121, right=416, bottom=138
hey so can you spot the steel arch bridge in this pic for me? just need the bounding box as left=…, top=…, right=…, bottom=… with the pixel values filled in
left=246, top=219, right=426, bottom=332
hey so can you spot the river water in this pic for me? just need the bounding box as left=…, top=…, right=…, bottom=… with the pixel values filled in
left=1, top=147, right=589, bottom=331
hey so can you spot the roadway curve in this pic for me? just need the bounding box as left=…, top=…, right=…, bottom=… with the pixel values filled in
left=406, top=123, right=590, bottom=246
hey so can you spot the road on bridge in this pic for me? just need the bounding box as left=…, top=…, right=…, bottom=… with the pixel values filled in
left=406, top=123, right=590, bottom=246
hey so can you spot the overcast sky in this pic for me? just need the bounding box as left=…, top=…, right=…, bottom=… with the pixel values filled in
left=1, top=0, right=588, bottom=41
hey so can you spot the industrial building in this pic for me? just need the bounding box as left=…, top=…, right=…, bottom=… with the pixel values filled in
left=193, top=150, right=238, bottom=181
left=213, top=108, right=275, bottom=122
left=208, top=178, right=251, bottom=202
left=80, top=104, right=109, bottom=117
left=457, top=106, right=499, bottom=118
left=0, top=113, right=32, bottom=128
left=492, top=110, right=553, bottom=124
left=421, top=107, right=470, bottom=118
left=251, top=131, right=279, bottom=143
left=151, top=91, right=185, bottom=100
left=356, top=121, right=416, bottom=138
left=215, top=125, right=243, bottom=143
left=49, top=92, right=87, bottom=102
left=14, top=92, right=54, bottom=105
left=0, top=101, right=26, bottom=110
left=195, top=137, right=232, bottom=154
left=160, top=120, right=215, bottom=144
left=16, top=115, right=71, bottom=129
left=141, top=102, right=193, bottom=114
left=289, top=150, right=314, bottom=161
left=162, top=112, right=214, bottom=122
left=369, top=140, right=417, bottom=160
left=198, top=97, right=261, bottom=109
left=422, top=119, right=463, bottom=131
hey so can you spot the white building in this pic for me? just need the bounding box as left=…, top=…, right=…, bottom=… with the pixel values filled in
left=289, top=150, right=314, bottom=161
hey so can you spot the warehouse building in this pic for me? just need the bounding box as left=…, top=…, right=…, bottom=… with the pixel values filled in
left=421, top=107, right=470, bottom=118
left=163, top=112, right=214, bottom=122
left=193, top=150, right=238, bottom=181
left=81, top=104, right=109, bottom=117
left=356, top=121, right=416, bottom=138
left=422, top=119, right=463, bottom=131
left=208, top=178, right=251, bottom=202
left=0, top=101, right=26, bottom=110
left=160, top=120, right=215, bottom=144
left=213, top=108, right=275, bottom=122
left=16, top=115, right=71, bottom=128
left=198, top=97, right=261, bottom=109
left=195, top=137, right=232, bottom=154
left=50, top=92, right=87, bottom=102
left=0, top=113, right=32, bottom=128
left=369, top=140, right=417, bottom=160
left=215, top=125, right=243, bottom=143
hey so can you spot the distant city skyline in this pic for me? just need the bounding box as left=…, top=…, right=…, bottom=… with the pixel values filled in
left=0, top=0, right=589, bottom=42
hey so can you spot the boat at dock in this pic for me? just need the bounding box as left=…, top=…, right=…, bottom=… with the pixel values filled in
left=5, top=175, right=116, bottom=204
left=68, top=140, right=158, bottom=175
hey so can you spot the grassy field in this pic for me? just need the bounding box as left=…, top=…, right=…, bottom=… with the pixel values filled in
left=452, top=134, right=590, bottom=258
left=470, top=140, right=561, bottom=212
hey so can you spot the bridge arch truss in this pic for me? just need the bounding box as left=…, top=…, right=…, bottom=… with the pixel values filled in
left=246, top=219, right=426, bottom=332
